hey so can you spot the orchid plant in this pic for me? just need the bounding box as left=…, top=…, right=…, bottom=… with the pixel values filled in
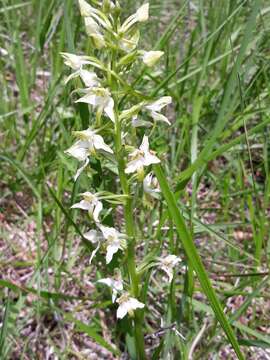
left=62, top=1, right=180, bottom=358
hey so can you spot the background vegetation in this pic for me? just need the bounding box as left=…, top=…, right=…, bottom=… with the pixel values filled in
left=0, top=0, right=270, bottom=358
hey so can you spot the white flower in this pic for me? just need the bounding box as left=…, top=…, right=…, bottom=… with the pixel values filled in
left=125, top=135, right=160, bottom=175
left=120, top=3, right=149, bottom=33
left=71, top=191, right=103, bottom=223
left=145, top=96, right=172, bottom=125
left=97, top=272, right=123, bottom=303
left=65, top=128, right=113, bottom=180
left=99, top=225, right=126, bottom=264
left=158, top=255, right=181, bottom=283
left=61, top=52, right=91, bottom=70
left=76, top=87, right=115, bottom=123
left=61, top=52, right=94, bottom=84
left=143, top=172, right=160, bottom=195
left=116, top=293, right=145, bottom=319
left=73, top=128, right=113, bottom=154
left=142, top=51, right=164, bottom=67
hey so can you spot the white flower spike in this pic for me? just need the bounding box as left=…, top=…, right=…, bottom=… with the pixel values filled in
left=145, top=96, right=172, bottom=125
left=71, top=191, right=103, bottom=223
left=116, top=293, right=145, bottom=319
left=97, top=271, right=123, bottom=303
left=99, top=225, right=127, bottom=264
left=158, top=255, right=181, bottom=283
left=65, top=128, right=113, bottom=180
left=125, top=135, right=160, bottom=176
left=76, top=87, right=115, bottom=123
left=142, top=51, right=164, bottom=67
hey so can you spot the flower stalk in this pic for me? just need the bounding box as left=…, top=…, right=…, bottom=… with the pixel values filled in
left=62, top=2, right=173, bottom=358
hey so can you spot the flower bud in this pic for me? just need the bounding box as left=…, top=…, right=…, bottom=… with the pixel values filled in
left=78, top=0, right=93, bottom=17
left=142, top=50, right=164, bottom=67
left=136, top=3, right=149, bottom=22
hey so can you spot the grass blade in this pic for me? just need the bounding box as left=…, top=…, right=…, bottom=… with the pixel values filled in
left=153, top=164, right=244, bottom=360
left=176, top=0, right=261, bottom=189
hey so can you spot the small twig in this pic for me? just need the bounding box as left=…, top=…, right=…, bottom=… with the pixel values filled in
left=188, top=320, right=208, bottom=360
left=144, top=322, right=185, bottom=341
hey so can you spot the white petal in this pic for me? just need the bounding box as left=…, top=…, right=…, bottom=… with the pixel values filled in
left=142, top=51, right=164, bottom=67
left=143, top=172, right=160, bottom=194
left=104, top=97, right=115, bottom=122
left=76, top=92, right=97, bottom=106
left=136, top=3, right=149, bottom=22
left=117, top=303, right=128, bottom=319
left=65, top=70, right=80, bottom=84
left=114, top=279, right=124, bottom=292
left=150, top=111, right=171, bottom=125
left=78, top=0, right=93, bottom=17
left=125, top=159, right=143, bottom=174
left=89, top=241, right=101, bottom=264
left=74, top=158, right=89, bottom=181
left=61, top=52, right=90, bottom=70
left=65, top=141, right=89, bottom=161
left=145, top=96, right=172, bottom=112
left=139, top=135, right=150, bottom=153
left=93, top=134, right=113, bottom=153
left=71, top=200, right=91, bottom=211
left=74, top=128, right=95, bottom=140
left=127, top=298, right=145, bottom=310
left=143, top=153, right=160, bottom=166
left=98, top=278, right=114, bottom=288
left=106, top=243, right=120, bottom=264
left=99, top=225, right=117, bottom=239
left=93, top=200, right=103, bottom=223
left=83, top=229, right=101, bottom=243
left=79, top=69, right=99, bottom=87
left=112, top=289, right=117, bottom=303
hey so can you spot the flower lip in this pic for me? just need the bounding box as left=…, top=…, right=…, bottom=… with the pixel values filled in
left=116, top=293, right=145, bottom=319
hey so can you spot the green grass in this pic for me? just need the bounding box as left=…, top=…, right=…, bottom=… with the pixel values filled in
left=1, top=0, right=270, bottom=358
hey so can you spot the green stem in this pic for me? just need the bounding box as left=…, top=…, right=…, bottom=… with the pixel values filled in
left=114, top=113, right=146, bottom=359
